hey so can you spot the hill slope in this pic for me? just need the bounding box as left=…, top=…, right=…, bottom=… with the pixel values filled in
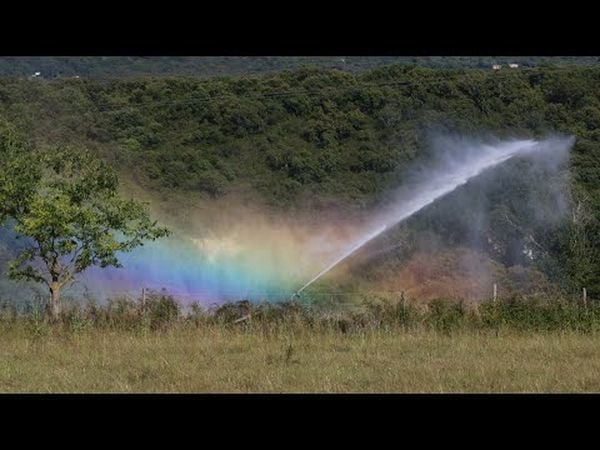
left=0, top=63, right=599, bottom=299
left=2, top=56, right=600, bottom=79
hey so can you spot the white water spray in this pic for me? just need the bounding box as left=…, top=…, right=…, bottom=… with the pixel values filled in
left=296, top=224, right=388, bottom=294
left=295, top=136, right=573, bottom=295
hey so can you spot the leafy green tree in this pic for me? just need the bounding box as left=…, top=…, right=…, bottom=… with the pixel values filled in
left=0, top=122, right=169, bottom=319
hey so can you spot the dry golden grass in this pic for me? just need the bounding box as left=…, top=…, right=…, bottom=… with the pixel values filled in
left=1, top=323, right=600, bottom=392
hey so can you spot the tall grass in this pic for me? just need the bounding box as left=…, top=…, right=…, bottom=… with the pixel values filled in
left=2, top=294, right=600, bottom=392
left=2, top=292, right=598, bottom=335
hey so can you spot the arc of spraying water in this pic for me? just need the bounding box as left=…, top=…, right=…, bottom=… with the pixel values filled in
left=292, top=139, right=547, bottom=297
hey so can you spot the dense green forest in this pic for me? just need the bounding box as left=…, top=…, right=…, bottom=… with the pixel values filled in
left=2, top=56, right=600, bottom=78
left=0, top=63, right=599, bottom=298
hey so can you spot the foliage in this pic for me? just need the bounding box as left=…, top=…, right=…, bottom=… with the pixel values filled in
left=0, top=56, right=599, bottom=79
left=4, top=295, right=600, bottom=335
left=0, top=122, right=170, bottom=316
left=0, top=64, right=599, bottom=296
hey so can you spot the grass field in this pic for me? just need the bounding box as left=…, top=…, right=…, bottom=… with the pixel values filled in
left=1, top=323, right=600, bottom=392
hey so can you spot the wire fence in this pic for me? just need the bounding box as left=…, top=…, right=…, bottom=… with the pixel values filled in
left=0, top=282, right=594, bottom=329
left=2, top=284, right=588, bottom=307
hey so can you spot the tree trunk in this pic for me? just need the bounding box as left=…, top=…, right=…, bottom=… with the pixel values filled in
left=48, top=282, right=62, bottom=321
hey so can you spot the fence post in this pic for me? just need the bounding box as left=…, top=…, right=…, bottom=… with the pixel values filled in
left=141, top=288, right=146, bottom=312
left=493, top=283, right=497, bottom=302
left=583, top=287, right=587, bottom=310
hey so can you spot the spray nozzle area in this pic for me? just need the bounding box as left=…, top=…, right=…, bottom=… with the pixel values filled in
left=292, top=137, right=573, bottom=294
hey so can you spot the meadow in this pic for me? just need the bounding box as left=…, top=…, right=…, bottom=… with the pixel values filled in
left=1, top=296, right=599, bottom=392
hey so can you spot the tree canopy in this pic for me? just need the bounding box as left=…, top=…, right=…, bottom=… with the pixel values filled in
left=0, top=121, right=169, bottom=317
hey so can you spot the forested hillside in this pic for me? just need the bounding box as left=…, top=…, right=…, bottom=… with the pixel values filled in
left=0, top=63, right=599, bottom=297
left=2, top=56, right=600, bottom=78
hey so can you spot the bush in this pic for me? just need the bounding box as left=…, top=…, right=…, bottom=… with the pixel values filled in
left=144, top=291, right=180, bottom=330
left=425, top=299, right=468, bottom=333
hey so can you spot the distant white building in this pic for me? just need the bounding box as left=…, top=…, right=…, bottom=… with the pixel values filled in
left=492, top=64, right=502, bottom=70
left=508, top=63, right=519, bottom=68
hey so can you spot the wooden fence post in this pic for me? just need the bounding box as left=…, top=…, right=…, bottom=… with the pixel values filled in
left=583, top=287, right=587, bottom=310
left=493, top=283, right=498, bottom=302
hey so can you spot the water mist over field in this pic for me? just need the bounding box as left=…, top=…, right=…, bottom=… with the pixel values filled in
left=297, top=135, right=574, bottom=294
left=78, top=134, right=574, bottom=305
